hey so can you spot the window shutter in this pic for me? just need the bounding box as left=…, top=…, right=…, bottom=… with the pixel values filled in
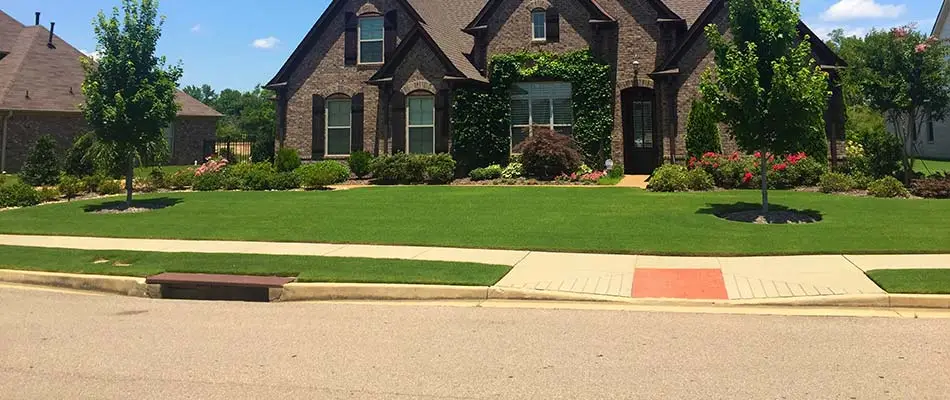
left=351, top=93, right=365, bottom=152
left=390, top=92, right=406, bottom=153
left=312, top=94, right=326, bottom=158
left=545, top=8, right=560, bottom=43
left=435, top=89, right=451, bottom=153
left=344, top=12, right=358, bottom=66
left=384, top=11, right=398, bottom=62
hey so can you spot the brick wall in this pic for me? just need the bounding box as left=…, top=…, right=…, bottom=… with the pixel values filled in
left=170, top=117, right=217, bottom=165
left=283, top=0, right=414, bottom=159
left=483, top=0, right=598, bottom=55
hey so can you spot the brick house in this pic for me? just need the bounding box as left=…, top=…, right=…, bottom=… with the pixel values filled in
left=267, top=0, right=845, bottom=174
left=0, top=11, right=221, bottom=173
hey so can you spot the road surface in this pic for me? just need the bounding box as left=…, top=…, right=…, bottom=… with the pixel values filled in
left=1, top=284, right=948, bottom=399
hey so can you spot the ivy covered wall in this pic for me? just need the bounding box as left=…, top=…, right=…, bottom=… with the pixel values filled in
left=451, top=49, right=614, bottom=171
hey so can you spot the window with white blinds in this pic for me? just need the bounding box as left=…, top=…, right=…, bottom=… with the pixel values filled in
left=510, top=82, right=572, bottom=151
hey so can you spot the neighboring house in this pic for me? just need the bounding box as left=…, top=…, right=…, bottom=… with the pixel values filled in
left=267, top=0, right=846, bottom=174
left=0, top=11, right=222, bottom=173
left=922, top=0, right=950, bottom=160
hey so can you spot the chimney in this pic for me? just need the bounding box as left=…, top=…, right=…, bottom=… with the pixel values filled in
left=47, top=22, right=55, bottom=48
left=35, top=12, right=40, bottom=26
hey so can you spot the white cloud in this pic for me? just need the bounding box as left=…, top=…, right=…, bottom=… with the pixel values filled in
left=821, top=0, right=906, bottom=22
left=80, top=49, right=101, bottom=60
left=190, top=24, right=201, bottom=33
left=251, top=36, right=280, bottom=49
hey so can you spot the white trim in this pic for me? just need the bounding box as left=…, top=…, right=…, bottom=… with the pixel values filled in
left=358, top=16, right=384, bottom=65
left=325, top=98, right=352, bottom=156
left=406, top=94, right=436, bottom=154
left=531, top=10, right=547, bottom=41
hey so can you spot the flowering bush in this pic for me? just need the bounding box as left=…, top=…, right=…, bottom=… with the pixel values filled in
left=555, top=170, right=606, bottom=184
left=195, top=156, right=228, bottom=177
left=688, top=151, right=825, bottom=189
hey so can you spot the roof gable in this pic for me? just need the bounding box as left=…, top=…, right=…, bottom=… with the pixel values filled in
left=933, top=0, right=950, bottom=37
left=368, top=24, right=482, bottom=83
left=464, top=0, right=617, bottom=32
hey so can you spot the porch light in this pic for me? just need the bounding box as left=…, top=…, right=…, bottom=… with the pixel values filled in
left=633, top=60, right=640, bottom=75
left=605, top=159, right=614, bottom=171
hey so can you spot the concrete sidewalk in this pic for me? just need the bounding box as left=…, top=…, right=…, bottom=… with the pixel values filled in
left=2, top=234, right=949, bottom=301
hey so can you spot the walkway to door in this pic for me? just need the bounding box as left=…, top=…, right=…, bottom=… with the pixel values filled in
left=616, top=175, right=649, bottom=188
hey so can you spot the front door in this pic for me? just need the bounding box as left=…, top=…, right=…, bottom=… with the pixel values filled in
left=622, top=88, right=659, bottom=174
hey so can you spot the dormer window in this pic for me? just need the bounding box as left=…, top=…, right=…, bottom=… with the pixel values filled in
left=531, top=10, right=546, bottom=41
left=359, top=16, right=384, bottom=64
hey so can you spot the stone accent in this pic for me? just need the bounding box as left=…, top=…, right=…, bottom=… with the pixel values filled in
left=282, top=0, right=415, bottom=160
left=2, top=111, right=216, bottom=172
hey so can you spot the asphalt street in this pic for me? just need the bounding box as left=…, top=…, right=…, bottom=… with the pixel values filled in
left=1, top=284, right=948, bottom=399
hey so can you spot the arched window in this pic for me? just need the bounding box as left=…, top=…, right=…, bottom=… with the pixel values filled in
left=531, top=9, right=546, bottom=41
left=407, top=91, right=435, bottom=154
left=326, top=94, right=352, bottom=156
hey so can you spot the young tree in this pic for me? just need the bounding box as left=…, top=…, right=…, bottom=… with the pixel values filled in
left=851, top=26, right=950, bottom=183
left=685, top=98, right=722, bottom=158
left=700, top=0, right=830, bottom=213
left=81, top=0, right=182, bottom=208
left=20, top=135, right=61, bottom=186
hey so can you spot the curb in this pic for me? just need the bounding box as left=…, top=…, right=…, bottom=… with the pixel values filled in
left=0, top=269, right=147, bottom=297
left=2, top=270, right=950, bottom=309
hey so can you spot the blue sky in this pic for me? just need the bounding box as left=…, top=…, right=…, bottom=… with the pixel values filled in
left=3, top=0, right=943, bottom=91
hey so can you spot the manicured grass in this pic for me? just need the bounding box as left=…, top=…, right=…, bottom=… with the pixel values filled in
left=597, top=176, right=623, bottom=186
left=134, top=165, right=191, bottom=178
left=0, top=246, right=511, bottom=286
left=915, top=159, right=950, bottom=175
left=866, top=269, right=950, bottom=294
left=0, top=187, right=949, bottom=255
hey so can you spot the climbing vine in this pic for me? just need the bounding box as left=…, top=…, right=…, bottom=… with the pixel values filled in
left=451, top=49, right=613, bottom=171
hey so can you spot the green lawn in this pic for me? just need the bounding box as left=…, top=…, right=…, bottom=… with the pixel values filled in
left=1, top=187, right=948, bottom=255
left=915, top=159, right=950, bottom=175
left=866, top=269, right=950, bottom=294
left=0, top=246, right=510, bottom=285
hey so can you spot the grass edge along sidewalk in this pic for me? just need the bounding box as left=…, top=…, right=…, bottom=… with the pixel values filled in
left=0, top=246, right=511, bottom=286
left=866, top=269, right=950, bottom=295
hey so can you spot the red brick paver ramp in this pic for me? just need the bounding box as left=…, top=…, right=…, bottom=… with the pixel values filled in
left=632, top=268, right=729, bottom=299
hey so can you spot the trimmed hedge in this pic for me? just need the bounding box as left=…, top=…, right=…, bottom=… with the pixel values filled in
left=348, top=151, right=374, bottom=179
left=648, top=164, right=689, bottom=192
left=470, top=165, right=503, bottom=181
left=819, top=172, right=854, bottom=193
left=0, top=182, right=41, bottom=208
left=867, top=176, right=909, bottom=198
left=295, top=161, right=350, bottom=189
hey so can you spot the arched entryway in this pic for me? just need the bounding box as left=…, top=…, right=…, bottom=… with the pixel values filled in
left=621, top=87, right=659, bottom=174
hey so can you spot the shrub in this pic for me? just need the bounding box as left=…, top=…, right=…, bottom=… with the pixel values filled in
left=274, top=147, right=301, bottom=172
left=470, top=164, right=503, bottom=181
left=0, top=182, right=41, bottom=208
left=849, top=172, right=873, bottom=190
left=217, top=147, right=237, bottom=164
left=57, top=175, right=85, bottom=199
left=20, top=135, right=61, bottom=186
left=227, top=162, right=277, bottom=191
left=686, top=168, right=715, bottom=191
left=501, top=162, right=523, bottom=179
left=221, top=172, right=243, bottom=190
left=270, top=172, right=300, bottom=190
left=911, top=175, right=950, bottom=199
left=576, top=164, right=593, bottom=175
left=82, top=174, right=106, bottom=193
left=167, top=168, right=195, bottom=190
left=147, top=168, right=167, bottom=189
left=647, top=164, right=689, bottom=192
left=193, top=171, right=224, bottom=191
left=98, top=179, right=122, bottom=195
left=295, top=161, right=350, bottom=189
left=423, top=153, right=456, bottom=184
left=132, top=178, right=156, bottom=193
left=685, top=98, right=722, bottom=158
left=38, top=187, right=61, bottom=203
left=607, top=162, right=625, bottom=179
left=64, top=132, right=96, bottom=177
left=860, top=129, right=903, bottom=179
left=784, top=156, right=826, bottom=187
left=349, top=151, right=374, bottom=179
left=517, top=128, right=582, bottom=179
left=867, top=176, right=909, bottom=198
left=371, top=154, right=413, bottom=183
left=818, top=172, right=854, bottom=193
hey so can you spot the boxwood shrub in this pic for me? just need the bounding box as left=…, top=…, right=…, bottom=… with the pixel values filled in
left=818, top=172, right=854, bottom=193
left=295, top=161, right=350, bottom=189
left=867, top=176, right=909, bottom=198
left=348, top=150, right=374, bottom=179
left=470, top=164, right=503, bottom=181
left=647, top=164, right=689, bottom=192
left=0, top=181, right=41, bottom=207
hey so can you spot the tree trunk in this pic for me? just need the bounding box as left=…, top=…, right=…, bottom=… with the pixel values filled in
left=903, top=108, right=917, bottom=185
left=125, top=151, right=134, bottom=208
left=760, top=149, right=769, bottom=214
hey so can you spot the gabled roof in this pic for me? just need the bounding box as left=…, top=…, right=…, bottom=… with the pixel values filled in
left=464, top=0, right=616, bottom=32
left=663, top=0, right=712, bottom=26
left=405, top=0, right=486, bottom=81
left=655, top=0, right=846, bottom=74
left=368, top=24, right=484, bottom=83
left=266, top=0, right=426, bottom=87
left=0, top=11, right=220, bottom=117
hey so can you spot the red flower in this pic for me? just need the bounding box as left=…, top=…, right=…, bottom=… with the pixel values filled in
left=703, top=152, right=718, bottom=158
left=754, top=151, right=761, bottom=158
left=772, top=163, right=788, bottom=172
left=712, top=163, right=719, bottom=168
left=742, top=172, right=754, bottom=183
left=729, top=152, right=740, bottom=161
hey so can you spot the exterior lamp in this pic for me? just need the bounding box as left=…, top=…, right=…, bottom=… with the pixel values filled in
left=605, top=159, right=614, bottom=171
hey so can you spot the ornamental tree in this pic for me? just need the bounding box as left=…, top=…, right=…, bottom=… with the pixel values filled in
left=850, top=25, right=950, bottom=183
left=81, top=0, right=182, bottom=208
left=700, top=0, right=829, bottom=214
left=685, top=98, right=722, bottom=158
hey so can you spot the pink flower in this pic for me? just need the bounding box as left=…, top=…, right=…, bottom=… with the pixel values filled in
left=742, top=172, right=754, bottom=183
left=916, top=43, right=929, bottom=53
left=772, top=163, right=788, bottom=172
left=712, top=163, right=719, bottom=168
left=892, top=27, right=909, bottom=38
